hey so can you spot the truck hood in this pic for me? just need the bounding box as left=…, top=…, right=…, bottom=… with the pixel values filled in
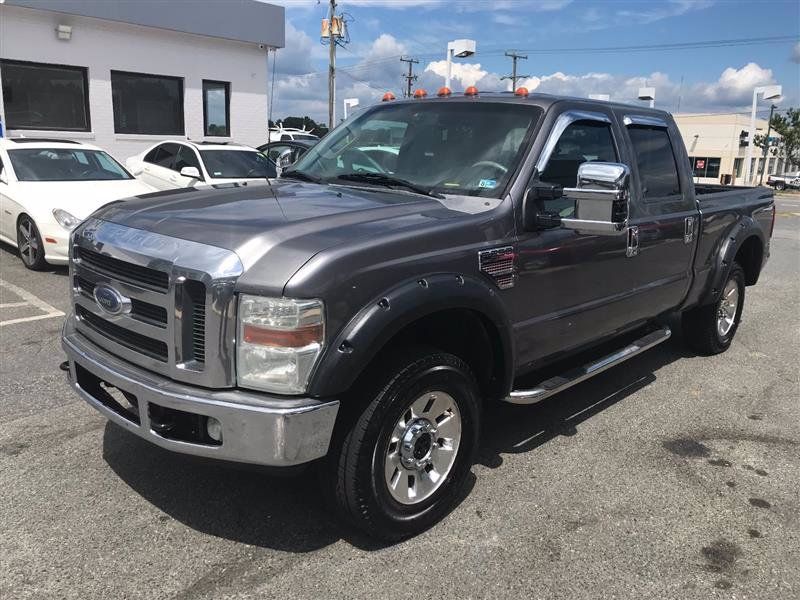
left=96, top=181, right=483, bottom=293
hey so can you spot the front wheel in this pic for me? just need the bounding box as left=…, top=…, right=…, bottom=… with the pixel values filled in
left=682, top=262, right=745, bottom=355
left=17, top=215, right=48, bottom=270
left=326, top=350, right=480, bottom=541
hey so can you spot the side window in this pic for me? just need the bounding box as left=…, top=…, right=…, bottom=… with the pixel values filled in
left=627, top=126, right=681, bottom=199
left=153, top=143, right=179, bottom=170
left=266, top=144, right=290, bottom=163
left=144, top=145, right=162, bottom=164
left=174, top=146, right=202, bottom=173
left=539, top=120, right=617, bottom=188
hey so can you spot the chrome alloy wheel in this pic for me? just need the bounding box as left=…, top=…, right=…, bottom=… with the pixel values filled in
left=18, top=217, right=40, bottom=267
left=717, top=279, right=739, bottom=337
left=383, top=391, right=462, bottom=505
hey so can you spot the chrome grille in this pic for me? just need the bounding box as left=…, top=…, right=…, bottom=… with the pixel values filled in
left=75, top=247, right=169, bottom=292
left=70, top=218, right=243, bottom=387
left=76, top=305, right=168, bottom=362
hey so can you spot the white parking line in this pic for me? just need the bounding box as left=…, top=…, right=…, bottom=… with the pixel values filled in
left=0, top=278, right=65, bottom=327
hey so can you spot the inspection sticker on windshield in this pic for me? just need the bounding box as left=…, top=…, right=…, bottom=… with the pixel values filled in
left=479, top=179, right=497, bottom=189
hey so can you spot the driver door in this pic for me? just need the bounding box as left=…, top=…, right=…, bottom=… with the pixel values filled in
left=511, top=109, right=641, bottom=367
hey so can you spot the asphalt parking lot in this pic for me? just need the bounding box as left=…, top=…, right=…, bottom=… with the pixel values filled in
left=1, top=194, right=798, bottom=600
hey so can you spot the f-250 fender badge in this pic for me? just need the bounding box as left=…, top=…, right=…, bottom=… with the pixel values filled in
left=478, top=246, right=515, bottom=289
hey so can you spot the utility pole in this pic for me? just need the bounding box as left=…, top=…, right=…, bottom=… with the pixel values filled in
left=328, top=0, right=336, bottom=130
left=501, top=50, right=529, bottom=91
left=758, top=104, right=776, bottom=185
left=400, top=56, right=419, bottom=97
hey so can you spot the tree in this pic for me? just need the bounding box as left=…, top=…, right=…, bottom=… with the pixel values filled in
left=754, top=108, right=800, bottom=166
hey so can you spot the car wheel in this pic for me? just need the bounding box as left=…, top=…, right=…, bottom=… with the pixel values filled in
left=775, top=181, right=786, bottom=191
left=17, top=215, right=48, bottom=270
left=325, top=349, right=481, bottom=541
left=682, top=262, right=745, bottom=355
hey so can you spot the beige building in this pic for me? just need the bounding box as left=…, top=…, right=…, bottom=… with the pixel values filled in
left=674, top=112, right=796, bottom=186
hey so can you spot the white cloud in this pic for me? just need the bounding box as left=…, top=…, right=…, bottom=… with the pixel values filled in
left=424, top=61, right=489, bottom=88
left=695, top=62, right=776, bottom=105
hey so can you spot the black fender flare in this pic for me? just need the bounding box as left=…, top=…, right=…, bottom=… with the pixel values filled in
left=307, top=273, right=514, bottom=398
left=700, top=215, right=765, bottom=306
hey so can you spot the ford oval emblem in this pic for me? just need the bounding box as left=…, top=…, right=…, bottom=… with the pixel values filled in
left=93, top=284, right=131, bottom=316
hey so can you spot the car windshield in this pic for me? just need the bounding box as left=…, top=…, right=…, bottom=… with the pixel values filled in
left=8, top=148, right=132, bottom=182
left=291, top=101, right=542, bottom=197
left=200, top=150, right=276, bottom=179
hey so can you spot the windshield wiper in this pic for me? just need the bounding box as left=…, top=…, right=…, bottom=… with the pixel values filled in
left=335, top=173, right=443, bottom=199
left=281, top=169, right=323, bottom=184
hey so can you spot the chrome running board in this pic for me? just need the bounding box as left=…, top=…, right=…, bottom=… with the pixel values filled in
left=503, top=327, right=671, bottom=405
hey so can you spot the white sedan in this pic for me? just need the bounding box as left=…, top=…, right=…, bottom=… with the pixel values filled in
left=125, top=140, right=276, bottom=190
left=0, top=138, right=154, bottom=270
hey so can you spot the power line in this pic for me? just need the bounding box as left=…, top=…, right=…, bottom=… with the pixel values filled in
left=293, top=34, right=798, bottom=79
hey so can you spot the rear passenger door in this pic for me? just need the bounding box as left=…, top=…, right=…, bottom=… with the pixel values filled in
left=620, top=115, right=698, bottom=314
left=141, top=143, right=180, bottom=190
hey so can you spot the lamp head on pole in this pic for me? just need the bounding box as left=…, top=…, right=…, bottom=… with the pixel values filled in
left=447, top=39, right=476, bottom=58
left=637, top=87, right=655, bottom=102
left=756, top=85, right=782, bottom=101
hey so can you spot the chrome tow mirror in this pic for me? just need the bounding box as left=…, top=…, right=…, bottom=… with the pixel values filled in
left=560, top=162, right=630, bottom=234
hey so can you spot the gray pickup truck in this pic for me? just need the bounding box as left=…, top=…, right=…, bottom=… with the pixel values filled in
left=62, top=92, right=775, bottom=540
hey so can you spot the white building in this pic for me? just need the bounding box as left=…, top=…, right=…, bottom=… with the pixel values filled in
left=0, top=0, right=284, bottom=161
left=674, top=112, right=796, bottom=186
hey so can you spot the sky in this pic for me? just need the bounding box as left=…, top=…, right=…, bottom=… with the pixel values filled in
left=266, top=0, right=800, bottom=125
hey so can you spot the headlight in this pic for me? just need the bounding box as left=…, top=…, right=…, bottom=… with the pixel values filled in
left=52, top=209, right=82, bottom=230
left=236, top=295, right=324, bottom=394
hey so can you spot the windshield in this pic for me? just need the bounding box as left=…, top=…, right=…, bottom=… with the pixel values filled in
left=200, top=150, right=276, bottom=179
left=291, top=101, right=541, bottom=197
left=9, top=148, right=132, bottom=182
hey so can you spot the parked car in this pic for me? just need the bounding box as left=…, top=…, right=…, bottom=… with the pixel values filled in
left=257, top=139, right=317, bottom=171
left=766, top=170, right=800, bottom=191
left=0, top=138, right=153, bottom=269
left=62, top=93, right=774, bottom=541
left=125, top=141, right=276, bottom=190
left=268, top=125, right=320, bottom=143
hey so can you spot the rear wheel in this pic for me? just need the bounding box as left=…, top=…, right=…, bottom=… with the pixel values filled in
left=775, top=181, right=786, bottom=191
left=325, top=350, right=480, bottom=541
left=682, top=262, right=745, bottom=355
left=17, top=215, right=47, bottom=270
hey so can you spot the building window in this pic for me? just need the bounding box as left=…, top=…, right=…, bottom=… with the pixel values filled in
left=733, top=158, right=743, bottom=178
left=203, top=80, right=230, bottom=137
left=111, top=71, right=184, bottom=135
left=689, top=156, right=721, bottom=179
left=0, top=60, right=90, bottom=131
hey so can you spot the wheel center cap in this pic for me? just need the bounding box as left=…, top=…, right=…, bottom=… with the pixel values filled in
left=400, top=419, right=436, bottom=470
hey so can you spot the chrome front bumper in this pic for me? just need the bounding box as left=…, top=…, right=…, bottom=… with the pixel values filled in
left=62, top=315, right=339, bottom=467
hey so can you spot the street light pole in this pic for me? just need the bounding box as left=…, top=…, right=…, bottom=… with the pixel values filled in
left=744, top=85, right=782, bottom=184
left=758, top=104, right=776, bottom=185
left=445, top=39, right=476, bottom=90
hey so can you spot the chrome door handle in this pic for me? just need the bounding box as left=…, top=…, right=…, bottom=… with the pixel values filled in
left=626, top=226, right=639, bottom=257
left=684, top=216, right=695, bottom=244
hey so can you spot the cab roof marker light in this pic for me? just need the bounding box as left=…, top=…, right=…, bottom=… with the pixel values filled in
left=413, top=89, right=428, bottom=99
left=464, top=86, right=479, bottom=97
left=381, top=92, right=396, bottom=102
left=437, top=86, right=452, bottom=97
left=515, top=87, right=529, bottom=97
